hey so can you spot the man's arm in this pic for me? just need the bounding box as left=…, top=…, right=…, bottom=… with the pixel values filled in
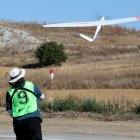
left=39, top=93, right=45, bottom=100
left=6, top=92, right=12, bottom=117
left=34, top=84, right=45, bottom=100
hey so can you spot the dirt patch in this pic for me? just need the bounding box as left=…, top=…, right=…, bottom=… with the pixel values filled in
left=41, top=111, right=140, bottom=121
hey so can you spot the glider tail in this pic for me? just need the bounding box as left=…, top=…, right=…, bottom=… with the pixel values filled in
left=79, top=34, right=94, bottom=42
left=79, top=16, right=105, bottom=42
left=79, top=25, right=102, bottom=42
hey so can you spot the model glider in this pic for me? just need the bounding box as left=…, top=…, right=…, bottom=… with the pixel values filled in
left=43, top=16, right=140, bottom=42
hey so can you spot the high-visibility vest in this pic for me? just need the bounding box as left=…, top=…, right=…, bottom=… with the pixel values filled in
left=8, top=81, right=37, bottom=117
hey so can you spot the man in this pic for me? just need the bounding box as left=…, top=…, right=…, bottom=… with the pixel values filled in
left=6, top=67, right=45, bottom=140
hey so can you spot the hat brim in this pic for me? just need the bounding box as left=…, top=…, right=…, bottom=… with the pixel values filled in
left=9, top=69, right=25, bottom=83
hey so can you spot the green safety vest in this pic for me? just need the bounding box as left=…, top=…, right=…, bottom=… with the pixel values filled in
left=8, top=81, right=37, bottom=117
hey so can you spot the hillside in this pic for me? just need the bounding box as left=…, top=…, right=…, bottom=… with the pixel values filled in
left=0, top=21, right=140, bottom=89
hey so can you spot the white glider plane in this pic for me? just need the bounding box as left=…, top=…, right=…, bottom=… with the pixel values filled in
left=43, top=16, right=140, bottom=42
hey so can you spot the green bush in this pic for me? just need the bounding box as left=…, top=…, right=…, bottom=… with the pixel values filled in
left=41, top=96, right=105, bottom=113
left=79, top=99, right=104, bottom=113
left=46, top=96, right=80, bottom=112
left=40, top=96, right=138, bottom=114
left=35, top=42, right=67, bottom=66
left=134, top=104, right=140, bottom=114
left=42, top=98, right=105, bottom=113
left=39, top=101, right=48, bottom=110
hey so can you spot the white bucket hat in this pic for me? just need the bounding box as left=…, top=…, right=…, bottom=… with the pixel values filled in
left=9, top=68, right=25, bottom=83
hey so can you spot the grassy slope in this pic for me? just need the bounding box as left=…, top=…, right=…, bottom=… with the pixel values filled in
left=0, top=21, right=140, bottom=89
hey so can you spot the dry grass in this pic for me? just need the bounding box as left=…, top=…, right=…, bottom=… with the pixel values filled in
left=42, top=89, right=140, bottom=103
left=0, top=21, right=140, bottom=106
left=0, top=66, right=140, bottom=108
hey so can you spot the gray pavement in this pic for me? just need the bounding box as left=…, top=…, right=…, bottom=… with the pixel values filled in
left=0, top=132, right=140, bottom=140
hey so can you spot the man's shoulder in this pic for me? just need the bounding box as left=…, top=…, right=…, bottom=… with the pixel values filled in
left=24, top=81, right=35, bottom=87
left=7, top=86, right=14, bottom=94
left=25, top=81, right=34, bottom=84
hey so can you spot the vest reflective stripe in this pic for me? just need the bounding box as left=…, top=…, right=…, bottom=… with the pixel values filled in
left=8, top=81, right=37, bottom=117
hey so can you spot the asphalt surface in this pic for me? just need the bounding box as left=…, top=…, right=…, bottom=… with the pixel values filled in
left=0, top=132, right=140, bottom=140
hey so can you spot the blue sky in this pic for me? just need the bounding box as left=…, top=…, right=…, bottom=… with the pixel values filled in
left=0, top=0, right=140, bottom=30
